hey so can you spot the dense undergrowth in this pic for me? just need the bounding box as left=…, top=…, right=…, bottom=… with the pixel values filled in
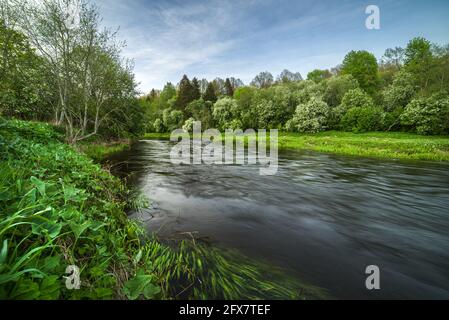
left=0, top=119, right=320, bottom=300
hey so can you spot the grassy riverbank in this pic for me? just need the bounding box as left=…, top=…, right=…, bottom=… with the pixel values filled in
left=77, top=140, right=131, bottom=163
left=143, top=131, right=449, bottom=162
left=0, top=119, right=321, bottom=300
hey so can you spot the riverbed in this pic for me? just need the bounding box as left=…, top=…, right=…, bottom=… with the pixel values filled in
left=109, top=139, right=449, bottom=299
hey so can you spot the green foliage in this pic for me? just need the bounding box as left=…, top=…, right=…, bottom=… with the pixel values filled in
left=224, top=78, right=234, bottom=97
left=162, top=109, right=184, bottom=132
left=286, top=98, right=330, bottom=133
left=0, top=119, right=141, bottom=299
left=340, top=88, right=375, bottom=110
left=185, top=99, right=213, bottom=129
left=212, top=97, right=240, bottom=130
left=182, top=117, right=195, bottom=132
left=341, top=50, right=379, bottom=95
left=340, top=106, right=383, bottom=133
left=203, top=82, right=218, bottom=103
left=307, top=69, right=332, bottom=83
left=383, top=70, right=417, bottom=111
left=176, top=75, right=195, bottom=110
left=323, top=75, right=359, bottom=108
left=153, top=118, right=164, bottom=133
left=0, top=24, right=52, bottom=120
left=401, top=92, right=449, bottom=135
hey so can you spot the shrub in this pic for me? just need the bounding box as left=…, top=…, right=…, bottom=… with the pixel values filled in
left=162, top=109, right=184, bottom=132
left=182, top=117, right=195, bottom=132
left=153, top=118, right=164, bottom=133
left=340, top=106, right=383, bottom=133
left=287, top=98, right=330, bottom=133
left=212, top=97, right=240, bottom=130
left=340, top=88, right=374, bottom=110
left=401, top=92, right=449, bottom=135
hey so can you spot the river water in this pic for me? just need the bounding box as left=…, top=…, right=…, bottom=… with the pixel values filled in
left=110, top=139, right=449, bottom=299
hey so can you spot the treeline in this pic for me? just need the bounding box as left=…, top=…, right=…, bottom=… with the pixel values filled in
left=0, top=0, right=144, bottom=143
left=143, top=38, right=449, bottom=135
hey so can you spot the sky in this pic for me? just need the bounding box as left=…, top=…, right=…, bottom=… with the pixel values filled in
left=94, top=0, right=449, bottom=93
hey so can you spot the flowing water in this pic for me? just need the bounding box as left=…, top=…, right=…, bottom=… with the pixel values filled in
left=109, top=139, right=449, bottom=299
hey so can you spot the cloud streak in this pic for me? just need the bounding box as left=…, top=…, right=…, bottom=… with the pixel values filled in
left=95, top=0, right=449, bottom=92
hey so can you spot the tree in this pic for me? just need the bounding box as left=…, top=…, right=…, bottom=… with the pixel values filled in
left=12, top=0, right=139, bottom=143
left=381, top=47, right=405, bottom=70
left=277, top=69, right=303, bottom=83
left=250, top=71, right=274, bottom=88
left=404, top=37, right=434, bottom=91
left=340, top=88, right=375, bottom=111
left=323, top=75, right=359, bottom=107
left=229, top=77, right=244, bottom=89
left=234, top=86, right=257, bottom=129
left=162, top=108, right=184, bottom=132
left=199, top=78, right=209, bottom=94
left=341, top=50, right=379, bottom=95
left=212, top=97, right=240, bottom=130
left=0, top=22, right=51, bottom=119
left=286, top=98, right=330, bottom=133
left=340, top=106, right=383, bottom=133
left=212, top=78, right=226, bottom=95
left=383, top=70, right=416, bottom=111
left=191, top=77, right=201, bottom=100
left=203, top=81, right=217, bottom=103
left=401, top=92, right=449, bottom=135
left=176, top=75, right=194, bottom=110
left=307, top=69, right=331, bottom=83
left=160, top=82, right=177, bottom=108
left=224, top=78, right=234, bottom=97
left=186, top=98, right=213, bottom=129
left=153, top=118, right=164, bottom=133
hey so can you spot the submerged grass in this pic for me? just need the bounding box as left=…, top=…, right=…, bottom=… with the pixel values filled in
left=143, top=131, right=449, bottom=162
left=0, top=119, right=323, bottom=300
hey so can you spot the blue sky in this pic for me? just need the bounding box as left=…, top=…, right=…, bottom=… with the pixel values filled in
left=95, top=0, right=449, bottom=92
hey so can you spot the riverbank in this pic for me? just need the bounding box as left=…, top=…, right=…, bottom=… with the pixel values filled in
left=143, top=131, right=449, bottom=162
left=77, top=140, right=131, bottom=163
left=0, top=119, right=321, bottom=299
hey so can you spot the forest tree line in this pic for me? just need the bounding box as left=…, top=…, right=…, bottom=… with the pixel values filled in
left=142, top=38, right=449, bottom=135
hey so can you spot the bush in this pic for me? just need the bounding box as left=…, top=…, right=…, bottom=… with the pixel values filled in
left=153, top=118, right=164, bottom=133
left=401, top=92, right=449, bottom=135
left=383, top=70, right=416, bottom=111
left=286, top=98, right=330, bottom=133
left=340, top=88, right=374, bottom=110
left=162, top=109, right=184, bottom=132
left=212, top=97, right=240, bottom=130
left=340, top=106, right=383, bottom=133
left=182, top=117, right=195, bottom=132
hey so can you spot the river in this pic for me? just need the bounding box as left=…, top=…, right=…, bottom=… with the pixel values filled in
left=109, top=139, right=449, bottom=299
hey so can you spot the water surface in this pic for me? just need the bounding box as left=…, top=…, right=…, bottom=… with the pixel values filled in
left=110, top=140, right=449, bottom=299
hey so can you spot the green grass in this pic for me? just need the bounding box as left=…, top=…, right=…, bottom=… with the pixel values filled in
left=278, top=131, right=449, bottom=162
left=0, top=119, right=323, bottom=300
left=143, top=132, right=171, bottom=140
left=143, top=130, right=449, bottom=162
left=77, top=141, right=131, bottom=163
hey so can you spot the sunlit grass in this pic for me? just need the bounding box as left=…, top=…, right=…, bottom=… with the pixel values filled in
left=143, top=130, right=449, bottom=162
